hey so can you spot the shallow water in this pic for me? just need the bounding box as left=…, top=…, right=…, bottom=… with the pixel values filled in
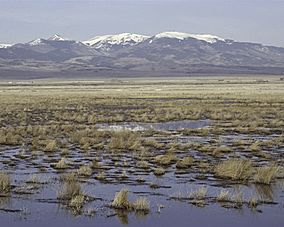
left=96, top=120, right=210, bottom=131
left=1, top=125, right=284, bottom=227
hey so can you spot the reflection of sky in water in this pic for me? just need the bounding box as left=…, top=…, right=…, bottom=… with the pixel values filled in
left=97, top=120, right=211, bottom=132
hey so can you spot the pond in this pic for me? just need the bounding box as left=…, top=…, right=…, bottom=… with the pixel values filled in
left=96, top=120, right=211, bottom=131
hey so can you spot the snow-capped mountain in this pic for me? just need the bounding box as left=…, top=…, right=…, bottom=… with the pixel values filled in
left=1, top=31, right=284, bottom=78
left=153, top=32, right=226, bottom=43
left=28, top=34, right=67, bottom=46
left=83, top=33, right=150, bottom=52
left=0, top=44, right=12, bottom=49
left=48, top=34, right=66, bottom=41
left=1, top=34, right=98, bottom=61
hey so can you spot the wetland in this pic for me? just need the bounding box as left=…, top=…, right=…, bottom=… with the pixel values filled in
left=0, top=76, right=283, bottom=227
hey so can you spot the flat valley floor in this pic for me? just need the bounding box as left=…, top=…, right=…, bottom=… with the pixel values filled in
left=0, top=76, right=283, bottom=227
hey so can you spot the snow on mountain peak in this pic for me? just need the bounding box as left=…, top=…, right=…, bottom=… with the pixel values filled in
left=28, top=38, right=45, bottom=46
left=47, top=34, right=65, bottom=41
left=154, top=32, right=225, bottom=43
left=0, top=44, right=12, bottom=49
left=83, top=33, right=150, bottom=48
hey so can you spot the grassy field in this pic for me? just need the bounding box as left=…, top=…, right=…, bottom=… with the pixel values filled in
left=0, top=76, right=283, bottom=224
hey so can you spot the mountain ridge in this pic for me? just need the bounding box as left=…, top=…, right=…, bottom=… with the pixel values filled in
left=0, top=31, right=284, bottom=78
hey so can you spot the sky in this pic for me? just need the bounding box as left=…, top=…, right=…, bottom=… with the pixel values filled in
left=0, top=0, right=284, bottom=47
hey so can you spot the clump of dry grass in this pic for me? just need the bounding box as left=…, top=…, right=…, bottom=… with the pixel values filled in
left=176, top=156, right=194, bottom=169
left=153, top=167, right=165, bottom=176
left=253, top=165, right=279, bottom=184
left=0, top=173, right=11, bottom=194
left=137, top=161, right=150, bottom=169
left=44, top=140, right=57, bottom=152
left=216, top=189, right=231, bottom=202
left=154, top=153, right=177, bottom=166
left=120, top=170, right=128, bottom=179
left=96, top=171, right=106, bottom=181
left=232, top=191, right=243, bottom=207
left=58, top=181, right=82, bottom=200
left=60, top=172, right=77, bottom=182
left=91, top=160, right=101, bottom=169
left=111, top=188, right=132, bottom=210
left=189, top=186, right=207, bottom=207
left=189, top=186, right=207, bottom=200
left=248, top=197, right=258, bottom=208
left=136, top=176, right=145, bottom=183
left=69, top=194, right=85, bottom=212
left=212, top=146, right=232, bottom=156
left=55, top=158, right=69, bottom=169
left=109, top=131, right=141, bottom=151
left=215, top=159, right=253, bottom=181
left=133, top=197, right=150, bottom=213
left=77, top=165, right=92, bottom=177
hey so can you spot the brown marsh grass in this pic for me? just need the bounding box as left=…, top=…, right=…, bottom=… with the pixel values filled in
left=0, top=173, right=11, bottom=194
left=215, top=159, right=253, bottom=181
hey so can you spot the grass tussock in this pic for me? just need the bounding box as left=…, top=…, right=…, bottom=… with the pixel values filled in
left=77, top=165, right=92, bottom=177
left=0, top=173, right=11, bottom=194
left=189, top=186, right=207, bottom=207
left=154, top=153, right=177, bottom=166
left=55, top=158, right=69, bottom=169
left=111, top=188, right=132, bottom=210
left=189, top=186, right=207, bottom=200
left=216, top=189, right=231, bottom=202
left=253, top=165, right=279, bottom=184
left=69, top=194, right=85, bottom=212
left=60, top=172, right=77, bottom=182
left=215, top=159, right=253, bottom=181
left=153, top=167, right=165, bottom=176
left=176, top=156, right=194, bottom=169
left=96, top=171, right=106, bottom=181
left=133, top=197, right=150, bottom=212
left=109, top=131, right=141, bottom=151
left=44, top=140, right=57, bottom=152
left=58, top=181, right=82, bottom=200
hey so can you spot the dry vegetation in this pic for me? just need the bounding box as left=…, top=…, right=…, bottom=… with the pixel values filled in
left=0, top=173, right=11, bottom=194
left=0, top=77, right=283, bottom=217
left=215, top=159, right=253, bottom=181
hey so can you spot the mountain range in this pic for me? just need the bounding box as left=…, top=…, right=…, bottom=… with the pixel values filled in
left=1, top=32, right=284, bottom=79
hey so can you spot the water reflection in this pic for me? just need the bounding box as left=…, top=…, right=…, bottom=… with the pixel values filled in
left=0, top=195, right=11, bottom=206
left=116, top=210, right=129, bottom=225
left=254, top=184, right=275, bottom=202
left=97, top=120, right=210, bottom=132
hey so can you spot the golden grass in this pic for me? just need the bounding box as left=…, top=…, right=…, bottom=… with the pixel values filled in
left=154, top=153, right=177, bottom=166
left=111, top=188, right=132, bottom=210
left=216, top=189, right=231, bottom=202
left=253, top=165, right=279, bottom=184
left=0, top=173, right=11, bottom=194
left=96, top=171, right=106, bottom=181
left=176, top=156, right=194, bottom=169
left=215, top=159, right=253, bottom=181
left=189, top=186, right=207, bottom=200
left=58, top=181, right=82, bottom=200
left=133, top=197, right=150, bottom=212
left=55, top=158, right=69, bottom=169
left=137, top=161, right=150, bottom=169
left=44, top=140, right=57, bottom=152
left=248, top=197, right=258, bottom=208
left=69, top=194, right=85, bottom=212
left=153, top=167, right=165, bottom=176
left=60, top=172, right=77, bottom=182
left=77, top=165, right=92, bottom=177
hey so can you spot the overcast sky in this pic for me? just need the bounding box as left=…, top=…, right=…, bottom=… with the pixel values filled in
left=0, top=0, right=284, bottom=47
